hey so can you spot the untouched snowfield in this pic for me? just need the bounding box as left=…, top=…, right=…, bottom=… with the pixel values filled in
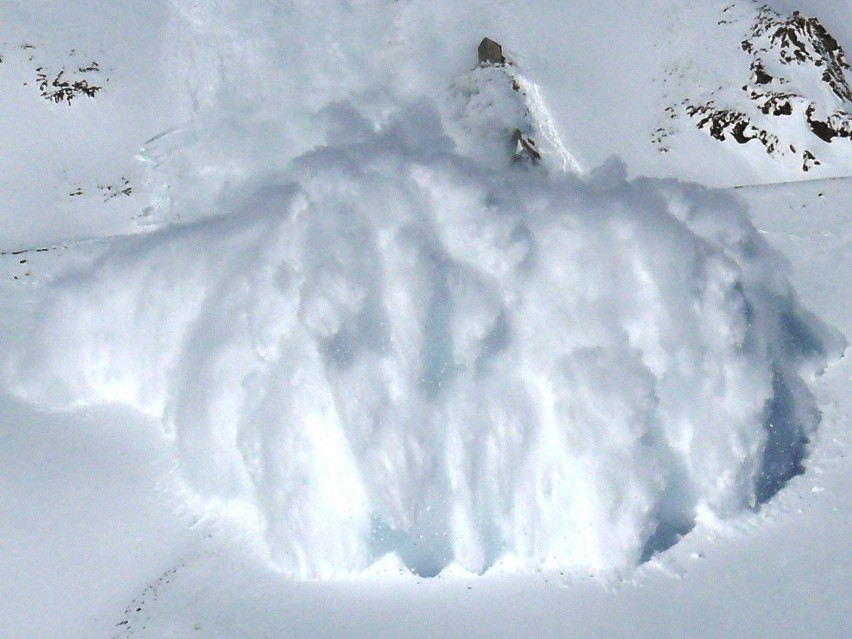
left=1, top=1, right=850, bottom=637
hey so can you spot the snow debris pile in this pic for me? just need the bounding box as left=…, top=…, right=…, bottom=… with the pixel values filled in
left=5, top=99, right=843, bottom=578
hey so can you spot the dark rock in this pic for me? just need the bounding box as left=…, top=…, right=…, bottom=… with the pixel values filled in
left=802, top=149, right=821, bottom=171
left=511, top=129, right=541, bottom=165
left=805, top=104, right=852, bottom=142
left=478, top=38, right=505, bottom=66
left=754, top=90, right=794, bottom=116
left=685, top=102, right=778, bottom=153
left=807, top=113, right=835, bottom=142
left=36, top=66, right=101, bottom=104
left=751, top=61, right=773, bottom=85
left=753, top=7, right=851, bottom=102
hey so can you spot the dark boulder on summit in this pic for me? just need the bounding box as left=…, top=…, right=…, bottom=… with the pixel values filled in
left=478, top=38, right=505, bottom=65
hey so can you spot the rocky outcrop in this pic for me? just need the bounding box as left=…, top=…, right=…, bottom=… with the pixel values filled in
left=478, top=37, right=506, bottom=66
left=743, top=9, right=851, bottom=102
left=805, top=104, right=852, bottom=142
left=685, top=102, right=779, bottom=153
left=511, top=128, right=542, bottom=166
left=36, top=63, right=101, bottom=104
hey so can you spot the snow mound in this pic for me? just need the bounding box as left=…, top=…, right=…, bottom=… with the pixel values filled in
left=6, top=103, right=843, bottom=579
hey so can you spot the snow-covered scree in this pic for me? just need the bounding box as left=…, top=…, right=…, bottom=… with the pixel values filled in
left=5, top=97, right=844, bottom=579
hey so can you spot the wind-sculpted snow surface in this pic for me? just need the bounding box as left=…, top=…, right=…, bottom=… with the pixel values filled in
left=6, top=104, right=843, bottom=578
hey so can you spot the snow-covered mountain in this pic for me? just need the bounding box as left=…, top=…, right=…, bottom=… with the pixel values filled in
left=661, top=4, right=852, bottom=175
left=1, top=1, right=850, bottom=638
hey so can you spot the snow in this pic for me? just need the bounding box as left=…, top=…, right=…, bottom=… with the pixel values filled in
left=7, top=129, right=842, bottom=579
left=0, top=0, right=850, bottom=637
left=0, top=1, right=175, bottom=247
left=0, top=400, right=195, bottom=639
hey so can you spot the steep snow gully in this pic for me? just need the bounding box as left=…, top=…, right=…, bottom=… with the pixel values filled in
left=2, top=0, right=848, bottom=581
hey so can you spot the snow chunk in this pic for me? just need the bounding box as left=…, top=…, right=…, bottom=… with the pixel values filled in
left=6, top=107, right=843, bottom=579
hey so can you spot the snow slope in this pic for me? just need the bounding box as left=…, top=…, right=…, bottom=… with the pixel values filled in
left=1, top=0, right=850, bottom=637
left=0, top=1, right=176, bottom=247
